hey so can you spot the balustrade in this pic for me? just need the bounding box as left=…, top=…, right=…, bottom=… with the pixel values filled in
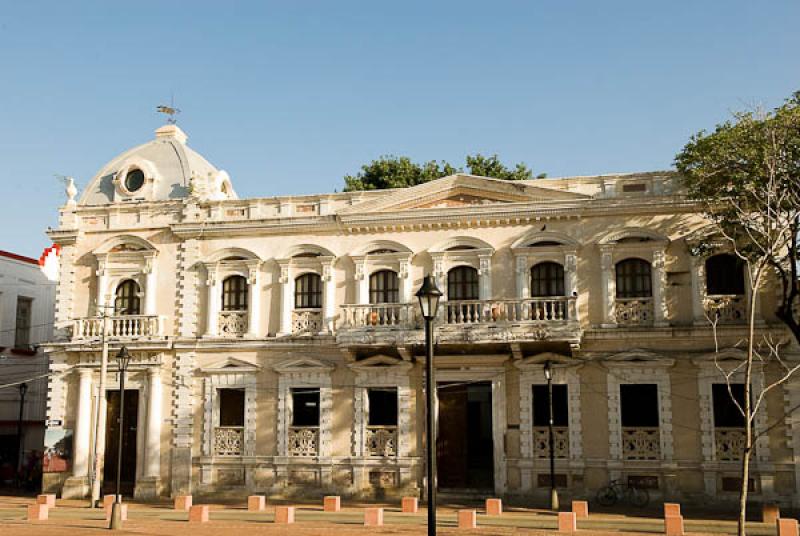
left=365, top=426, right=398, bottom=457
left=218, top=310, right=248, bottom=337
left=340, top=303, right=417, bottom=328
left=292, top=309, right=323, bottom=335
left=621, top=426, right=660, bottom=460
left=532, top=426, right=569, bottom=459
left=614, top=298, right=654, bottom=326
left=704, top=295, right=746, bottom=324
left=288, top=426, right=319, bottom=456
left=715, top=427, right=746, bottom=461
left=214, top=427, right=243, bottom=456
left=72, top=315, right=163, bottom=340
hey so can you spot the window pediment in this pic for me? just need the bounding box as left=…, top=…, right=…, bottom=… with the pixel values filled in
left=274, top=357, right=334, bottom=374
left=604, top=349, right=673, bottom=367
left=348, top=354, right=412, bottom=373
left=514, top=352, right=574, bottom=370
left=201, top=357, right=260, bottom=374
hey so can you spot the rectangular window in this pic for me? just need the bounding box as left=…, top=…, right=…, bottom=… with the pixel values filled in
left=291, top=388, right=320, bottom=426
left=218, top=388, right=245, bottom=427
left=620, top=384, right=660, bottom=427
left=713, top=384, right=746, bottom=428
left=14, top=297, right=32, bottom=348
left=532, top=384, right=569, bottom=427
left=367, top=388, right=398, bottom=426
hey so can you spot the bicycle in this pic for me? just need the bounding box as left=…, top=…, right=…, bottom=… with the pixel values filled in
left=595, top=479, right=649, bottom=507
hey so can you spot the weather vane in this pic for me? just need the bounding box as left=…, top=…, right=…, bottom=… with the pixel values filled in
left=156, top=97, right=181, bottom=124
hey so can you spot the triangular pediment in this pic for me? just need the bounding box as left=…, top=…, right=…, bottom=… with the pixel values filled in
left=515, top=352, right=574, bottom=369
left=201, top=357, right=260, bottom=374
left=604, top=348, right=673, bottom=366
left=348, top=354, right=412, bottom=372
left=339, top=174, right=590, bottom=215
left=273, top=357, right=334, bottom=374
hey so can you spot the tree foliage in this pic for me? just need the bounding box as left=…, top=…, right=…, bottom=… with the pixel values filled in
left=343, top=154, right=538, bottom=191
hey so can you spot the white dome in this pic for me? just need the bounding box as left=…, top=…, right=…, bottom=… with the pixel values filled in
left=78, top=124, right=236, bottom=205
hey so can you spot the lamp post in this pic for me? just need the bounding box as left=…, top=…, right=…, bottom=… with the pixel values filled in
left=416, top=275, right=442, bottom=536
left=544, top=360, right=559, bottom=511
left=109, top=346, right=131, bottom=530
left=15, top=382, right=28, bottom=487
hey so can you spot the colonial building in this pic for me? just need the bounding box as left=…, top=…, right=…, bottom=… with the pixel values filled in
left=43, top=124, right=799, bottom=504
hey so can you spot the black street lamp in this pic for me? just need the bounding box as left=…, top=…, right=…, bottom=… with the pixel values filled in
left=15, top=382, right=28, bottom=487
left=109, top=346, right=132, bottom=530
left=544, top=360, right=559, bottom=511
left=416, top=275, right=442, bottom=536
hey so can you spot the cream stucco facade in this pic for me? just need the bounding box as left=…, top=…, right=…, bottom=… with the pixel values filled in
left=43, top=124, right=800, bottom=504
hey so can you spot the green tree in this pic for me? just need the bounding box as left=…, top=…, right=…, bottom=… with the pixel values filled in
left=343, top=154, right=537, bottom=191
left=675, top=92, right=800, bottom=536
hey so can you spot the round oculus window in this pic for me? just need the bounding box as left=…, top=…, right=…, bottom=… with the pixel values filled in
left=124, top=169, right=145, bottom=192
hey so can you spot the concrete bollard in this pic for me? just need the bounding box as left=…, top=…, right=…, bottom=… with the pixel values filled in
left=27, top=504, right=48, bottom=521
left=174, top=495, right=192, bottom=511
left=665, top=515, right=684, bottom=536
left=105, top=503, right=128, bottom=522
left=664, top=503, right=681, bottom=518
left=558, top=511, right=577, bottom=533
left=275, top=506, right=295, bottom=524
left=364, top=507, right=384, bottom=526
left=401, top=496, right=419, bottom=513
left=458, top=509, right=477, bottom=529
left=763, top=503, right=781, bottom=524
left=36, top=494, right=56, bottom=508
left=486, top=498, right=502, bottom=515
left=324, top=495, right=341, bottom=512
left=189, top=505, right=209, bottom=523
left=572, top=500, right=589, bottom=518
left=247, top=495, right=266, bottom=512
left=778, top=519, right=799, bottom=536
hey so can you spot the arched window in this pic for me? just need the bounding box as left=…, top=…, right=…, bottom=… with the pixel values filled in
left=530, top=262, right=565, bottom=297
left=447, top=266, right=479, bottom=300
left=114, top=279, right=141, bottom=315
left=706, top=254, right=745, bottom=295
left=369, top=270, right=399, bottom=304
left=295, top=273, right=322, bottom=309
left=615, top=258, right=652, bottom=298
left=222, top=275, right=248, bottom=311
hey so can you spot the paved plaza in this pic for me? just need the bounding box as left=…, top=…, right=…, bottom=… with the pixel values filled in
left=0, top=495, right=788, bottom=535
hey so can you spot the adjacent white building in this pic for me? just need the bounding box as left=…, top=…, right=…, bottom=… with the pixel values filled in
left=42, top=124, right=799, bottom=504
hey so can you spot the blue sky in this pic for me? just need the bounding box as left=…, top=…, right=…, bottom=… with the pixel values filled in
left=0, top=1, right=798, bottom=257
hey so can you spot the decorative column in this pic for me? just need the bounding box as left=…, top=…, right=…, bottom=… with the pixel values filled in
left=565, top=252, right=578, bottom=320
left=96, top=259, right=110, bottom=312
left=204, top=268, right=220, bottom=337
left=399, top=258, right=412, bottom=303
left=479, top=254, right=492, bottom=300
left=515, top=254, right=529, bottom=298
left=689, top=256, right=707, bottom=325
left=278, top=262, right=293, bottom=335
left=136, top=367, right=163, bottom=499
left=652, top=249, right=669, bottom=326
left=432, top=255, right=446, bottom=299
left=72, top=369, right=93, bottom=478
left=354, top=260, right=368, bottom=304
left=246, top=262, right=262, bottom=337
left=322, top=262, right=336, bottom=333
left=144, top=258, right=157, bottom=316
left=600, top=249, right=616, bottom=327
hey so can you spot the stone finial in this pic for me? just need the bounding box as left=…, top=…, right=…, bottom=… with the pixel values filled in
left=65, top=177, right=77, bottom=205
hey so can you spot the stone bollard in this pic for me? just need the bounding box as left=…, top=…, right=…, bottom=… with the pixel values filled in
left=36, top=494, right=56, bottom=508
left=572, top=500, right=589, bottom=519
left=486, top=498, right=502, bottom=515
left=105, top=503, right=128, bottom=522
left=103, top=495, right=120, bottom=509
left=275, top=506, right=295, bottom=524
left=324, top=495, right=341, bottom=512
left=778, top=519, right=799, bottom=536
left=665, top=515, right=684, bottom=536
left=27, top=504, right=48, bottom=521
left=189, top=505, right=209, bottom=523
left=458, top=509, right=477, bottom=529
left=763, top=503, right=781, bottom=524
left=174, top=495, right=192, bottom=511
left=365, top=507, right=384, bottom=526
left=401, top=496, right=419, bottom=513
left=558, top=511, right=577, bottom=533
left=248, top=495, right=266, bottom=512
left=664, top=503, right=681, bottom=518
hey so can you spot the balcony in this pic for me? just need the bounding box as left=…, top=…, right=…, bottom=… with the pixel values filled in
left=715, top=427, right=746, bottom=461
left=288, top=426, right=319, bottom=457
left=614, top=298, right=654, bottom=326
left=621, top=426, right=660, bottom=460
left=532, top=426, right=569, bottom=459
left=218, top=310, right=247, bottom=337
left=337, top=297, right=579, bottom=345
left=704, top=295, right=746, bottom=324
left=213, top=426, right=243, bottom=456
left=292, top=309, right=323, bottom=335
left=71, top=315, right=164, bottom=340
left=365, top=425, right=398, bottom=457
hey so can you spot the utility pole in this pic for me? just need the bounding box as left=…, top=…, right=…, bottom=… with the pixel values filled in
left=89, top=304, right=114, bottom=507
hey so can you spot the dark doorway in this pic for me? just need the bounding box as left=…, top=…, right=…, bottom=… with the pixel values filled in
left=436, top=382, right=494, bottom=490
left=103, top=390, right=138, bottom=495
